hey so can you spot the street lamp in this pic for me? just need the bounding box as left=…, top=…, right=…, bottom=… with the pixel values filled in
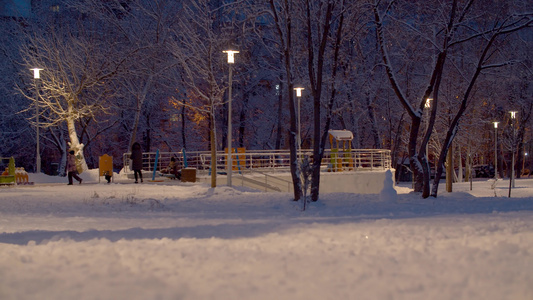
left=294, top=87, right=304, bottom=156
left=223, top=50, right=238, bottom=187
left=31, top=68, right=43, bottom=173
left=493, top=121, right=499, bottom=179
left=425, top=98, right=432, bottom=172
left=509, top=111, right=518, bottom=192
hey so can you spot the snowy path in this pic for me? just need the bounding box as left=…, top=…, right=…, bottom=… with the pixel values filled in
left=1, top=172, right=532, bottom=300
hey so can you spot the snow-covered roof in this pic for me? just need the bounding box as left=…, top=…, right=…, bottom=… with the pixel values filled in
left=328, top=130, right=353, bottom=141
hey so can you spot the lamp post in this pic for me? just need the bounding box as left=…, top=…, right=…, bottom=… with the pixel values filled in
left=223, top=50, right=238, bottom=187
left=31, top=68, right=43, bottom=173
left=493, top=121, right=499, bottom=179
left=425, top=98, right=432, bottom=174
left=509, top=111, right=518, bottom=193
left=509, top=111, right=516, bottom=198
left=294, top=87, right=304, bottom=157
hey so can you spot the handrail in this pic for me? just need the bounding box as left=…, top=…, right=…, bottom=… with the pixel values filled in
left=122, top=148, right=391, bottom=174
left=233, top=172, right=287, bottom=192
left=248, top=169, right=293, bottom=192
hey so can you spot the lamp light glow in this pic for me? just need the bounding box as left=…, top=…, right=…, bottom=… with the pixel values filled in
left=294, top=87, right=304, bottom=97
left=223, top=50, right=239, bottom=64
left=31, top=68, right=43, bottom=79
left=425, top=98, right=432, bottom=108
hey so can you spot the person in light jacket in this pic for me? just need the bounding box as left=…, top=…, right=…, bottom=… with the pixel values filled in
left=130, top=142, right=143, bottom=183
left=162, top=157, right=181, bottom=180
left=66, top=150, right=82, bottom=185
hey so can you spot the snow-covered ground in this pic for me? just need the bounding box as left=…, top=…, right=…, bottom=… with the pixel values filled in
left=1, top=170, right=532, bottom=300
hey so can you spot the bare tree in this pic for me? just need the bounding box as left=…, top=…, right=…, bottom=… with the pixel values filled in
left=305, top=0, right=353, bottom=201
left=168, top=0, right=241, bottom=188
left=374, top=0, right=532, bottom=198
left=17, top=20, right=125, bottom=172
left=267, top=0, right=304, bottom=200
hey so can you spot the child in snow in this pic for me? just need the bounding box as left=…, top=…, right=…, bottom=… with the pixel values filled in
left=162, top=157, right=181, bottom=180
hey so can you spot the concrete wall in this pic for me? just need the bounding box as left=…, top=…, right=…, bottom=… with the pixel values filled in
left=276, top=170, right=393, bottom=194
left=318, top=171, right=393, bottom=194
left=200, top=169, right=394, bottom=194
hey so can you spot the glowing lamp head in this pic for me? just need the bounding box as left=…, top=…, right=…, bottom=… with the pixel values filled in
left=510, top=111, right=517, bottom=119
left=31, top=68, right=43, bottom=79
left=425, top=98, right=432, bottom=108
left=223, top=50, right=239, bottom=64
left=294, top=87, right=305, bottom=97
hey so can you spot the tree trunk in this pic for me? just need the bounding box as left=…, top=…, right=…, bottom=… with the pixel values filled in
left=306, top=0, right=336, bottom=202
left=275, top=80, right=283, bottom=150
left=67, top=114, right=88, bottom=173
left=210, top=108, right=217, bottom=188
left=238, top=91, right=249, bottom=148
left=269, top=0, right=302, bottom=201
left=181, top=97, right=187, bottom=150
left=128, top=75, right=153, bottom=150
left=446, top=141, right=453, bottom=192
left=366, top=95, right=382, bottom=148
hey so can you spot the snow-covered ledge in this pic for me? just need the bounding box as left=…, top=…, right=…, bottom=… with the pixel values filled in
left=316, top=170, right=395, bottom=194
left=200, top=169, right=395, bottom=194
left=242, top=169, right=395, bottom=194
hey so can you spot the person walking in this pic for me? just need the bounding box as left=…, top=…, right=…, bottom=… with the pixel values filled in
left=130, top=142, right=143, bottom=183
left=66, top=150, right=82, bottom=185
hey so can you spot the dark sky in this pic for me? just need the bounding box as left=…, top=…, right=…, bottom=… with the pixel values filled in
left=1, top=0, right=31, bottom=18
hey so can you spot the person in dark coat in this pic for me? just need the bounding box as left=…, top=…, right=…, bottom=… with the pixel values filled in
left=66, top=150, right=82, bottom=185
left=130, top=142, right=143, bottom=183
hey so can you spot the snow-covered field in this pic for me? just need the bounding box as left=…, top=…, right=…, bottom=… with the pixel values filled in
left=1, top=170, right=532, bottom=300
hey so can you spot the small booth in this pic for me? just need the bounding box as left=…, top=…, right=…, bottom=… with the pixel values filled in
left=328, top=130, right=354, bottom=172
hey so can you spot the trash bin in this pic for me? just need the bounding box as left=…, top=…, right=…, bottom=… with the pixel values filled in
left=181, top=168, right=196, bottom=182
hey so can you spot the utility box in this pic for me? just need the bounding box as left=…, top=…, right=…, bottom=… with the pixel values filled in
left=181, top=167, right=196, bottom=182
left=99, top=154, right=113, bottom=183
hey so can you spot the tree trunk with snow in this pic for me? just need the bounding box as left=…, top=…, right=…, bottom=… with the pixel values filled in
left=269, top=0, right=302, bottom=201
left=66, top=115, right=88, bottom=173
left=306, top=0, right=347, bottom=202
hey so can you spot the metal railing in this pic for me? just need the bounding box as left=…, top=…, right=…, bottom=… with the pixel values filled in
left=122, top=149, right=391, bottom=175
left=233, top=171, right=291, bottom=192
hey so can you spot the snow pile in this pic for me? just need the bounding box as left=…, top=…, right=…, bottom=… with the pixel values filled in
left=379, top=169, right=397, bottom=202
left=1, top=173, right=533, bottom=300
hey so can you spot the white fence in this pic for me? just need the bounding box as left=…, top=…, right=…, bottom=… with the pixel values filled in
left=122, top=149, right=391, bottom=175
